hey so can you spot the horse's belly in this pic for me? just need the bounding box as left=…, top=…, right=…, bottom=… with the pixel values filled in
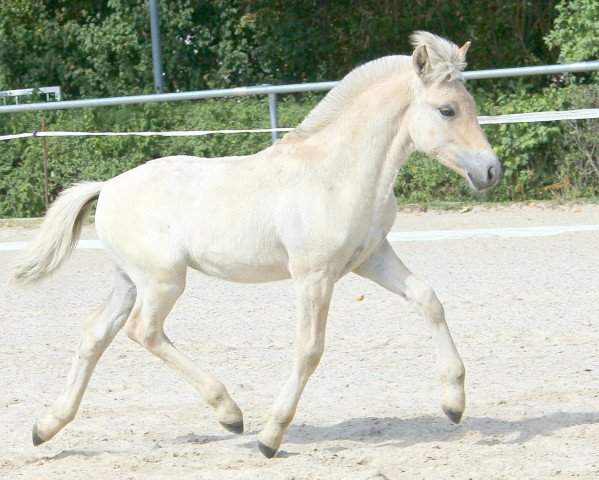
left=185, top=230, right=291, bottom=283
left=188, top=253, right=290, bottom=283
left=191, top=259, right=290, bottom=283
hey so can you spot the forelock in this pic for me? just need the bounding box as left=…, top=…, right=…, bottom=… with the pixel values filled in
left=410, top=31, right=467, bottom=84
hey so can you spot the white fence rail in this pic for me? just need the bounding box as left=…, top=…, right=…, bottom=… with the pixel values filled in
left=0, top=60, right=597, bottom=144
left=1, top=109, right=598, bottom=143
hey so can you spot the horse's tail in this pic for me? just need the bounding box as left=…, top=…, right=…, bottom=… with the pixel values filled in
left=12, top=181, right=105, bottom=287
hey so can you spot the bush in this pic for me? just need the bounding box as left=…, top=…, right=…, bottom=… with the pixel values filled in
left=556, top=84, right=599, bottom=195
left=0, top=95, right=323, bottom=217
left=1, top=84, right=598, bottom=217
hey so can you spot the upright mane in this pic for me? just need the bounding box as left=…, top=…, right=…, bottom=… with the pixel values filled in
left=410, top=31, right=467, bottom=84
left=293, top=32, right=466, bottom=138
left=295, top=55, right=412, bottom=136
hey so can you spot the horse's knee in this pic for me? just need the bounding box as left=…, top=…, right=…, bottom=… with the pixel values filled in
left=405, top=276, right=444, bottom=320
left=124, top=318, right=137, bottom=343
left=125, top=308, right=160, bottom=349
left=124, top=281, right=183, bottom=349
left=78, top=321, right=117, bottom=361
left=422, top=288, right=444, bottom=319
left=125, top=318, right=163, bottom=351
left=306, top=350, right=323, bottom=373
left=299, top=344, right=324, bottom=375
left=78, top=338, right=107, bottom=361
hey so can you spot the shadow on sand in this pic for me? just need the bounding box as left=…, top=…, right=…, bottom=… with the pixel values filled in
left=36, top=449, right=106, bottom=461
left=172, top=432, right=240, bottom=445
left=284, top=411, right=598, bottom=448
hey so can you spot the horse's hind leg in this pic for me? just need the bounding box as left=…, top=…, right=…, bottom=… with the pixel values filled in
left=124, top=270, right=244, bottom=433
left=32, top=270, right=136, bottom=445
left=355, top=240, right=466, bottom=423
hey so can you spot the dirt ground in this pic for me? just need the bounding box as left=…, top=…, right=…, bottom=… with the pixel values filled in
left=1, top=203, right=598, bottom=479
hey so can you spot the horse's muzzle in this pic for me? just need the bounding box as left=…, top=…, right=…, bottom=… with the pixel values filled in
left=466, top=153, right=502, bottom=191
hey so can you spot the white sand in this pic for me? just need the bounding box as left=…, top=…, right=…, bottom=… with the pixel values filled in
left=1, top=203, right=598, bottom=479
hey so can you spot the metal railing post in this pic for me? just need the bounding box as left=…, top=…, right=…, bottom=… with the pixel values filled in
left=149, top=0, right=165, bottom=94
left=268, top=93, right=279, bottom=143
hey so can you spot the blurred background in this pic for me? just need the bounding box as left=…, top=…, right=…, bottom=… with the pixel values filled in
left=0, top=0, right=597, bottom=216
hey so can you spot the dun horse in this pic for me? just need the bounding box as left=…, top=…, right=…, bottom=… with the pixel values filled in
left=13, top=32, right=501, bottom=457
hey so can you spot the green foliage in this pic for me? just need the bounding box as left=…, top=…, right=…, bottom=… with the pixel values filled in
left=0, top=0, right=218, bottom=97
left=0, top=96, right=318, bottom=217
left=476, top=85, right=567, bottom=201
left=0, top=0, right=562, bottom=96
left=545, top=0, right=599, bottom=64
left=0, top=0, right=598, bottom=216
left=395, top=153, right=467, bottom=203
left=555, top=84, right=599, bottom=194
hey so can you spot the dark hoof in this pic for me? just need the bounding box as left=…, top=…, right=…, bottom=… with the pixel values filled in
left=220, top=420, right=244, bottom=435
left=257, top=440, right=277, bottom=459
left=32, top=424, right=46, bottom=446
left=442, top=405, right=463, bottom=424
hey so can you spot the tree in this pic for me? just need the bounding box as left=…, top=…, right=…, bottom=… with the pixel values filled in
left=0, top=0, right=218, bottom=97
left=545, top=0, right=599, bottom=67
left=0, top=0, right=563, bottom=98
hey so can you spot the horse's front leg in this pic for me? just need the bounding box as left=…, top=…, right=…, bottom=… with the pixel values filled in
left=355, top=240, right=466, bottom=423
left=257, top=272, right=334, bottom=458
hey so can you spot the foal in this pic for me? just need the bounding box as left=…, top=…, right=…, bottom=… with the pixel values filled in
left=13, top=32, right=501, bottom=457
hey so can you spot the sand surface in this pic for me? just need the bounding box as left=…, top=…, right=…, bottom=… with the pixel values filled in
left=1, top=203, right=598, bottom=479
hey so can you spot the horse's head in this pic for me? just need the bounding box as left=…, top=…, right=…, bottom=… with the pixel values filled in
left=407, top=32, right=501, bottom=191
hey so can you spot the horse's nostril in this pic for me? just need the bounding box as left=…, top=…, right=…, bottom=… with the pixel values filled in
left=487, top=165, right=496, bottom=182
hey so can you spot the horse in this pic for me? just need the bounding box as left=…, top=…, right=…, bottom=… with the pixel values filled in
left=12, top=31, right=501, bottom=458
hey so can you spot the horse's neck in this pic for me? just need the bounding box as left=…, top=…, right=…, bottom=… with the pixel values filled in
left=301, top=82, right=414, bottom=218
left=350, top=122, right=413, bottom=223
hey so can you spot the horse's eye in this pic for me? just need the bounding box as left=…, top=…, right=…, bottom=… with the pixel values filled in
left=439, top=106, right=455, bottom=118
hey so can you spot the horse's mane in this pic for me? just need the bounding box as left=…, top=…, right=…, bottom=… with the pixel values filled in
left=410, top=31, right=467, bottom=84
left=292, top=32, right=466, bottom=138
left=295, top=55, right=411, bottom=137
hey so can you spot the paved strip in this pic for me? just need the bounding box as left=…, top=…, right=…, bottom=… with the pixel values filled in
left=387, top=224, right=599, bottom=242
left=1, top=225, right=598, bottom=252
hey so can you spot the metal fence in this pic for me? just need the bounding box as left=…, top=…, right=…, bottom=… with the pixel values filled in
left=0, top=60, right=598, bottom=143
left=0, top=86, right=62, bottom=105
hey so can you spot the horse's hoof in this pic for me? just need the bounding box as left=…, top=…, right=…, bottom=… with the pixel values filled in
left=257, top=440, right=278, bottom=459
left=220, top=420, right=244, bottom=435
left=32, top=424, right=46, bottom=446
left=442, top=405, right=463, bottom=424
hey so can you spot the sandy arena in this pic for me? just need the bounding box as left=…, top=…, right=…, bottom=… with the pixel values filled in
left=1, top=204, right=598, bottom=479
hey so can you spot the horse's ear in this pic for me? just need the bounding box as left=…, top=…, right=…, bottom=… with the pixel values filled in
left=412, top=45, right=430, bottom=79
left=458, top=41, right=471, bottom=59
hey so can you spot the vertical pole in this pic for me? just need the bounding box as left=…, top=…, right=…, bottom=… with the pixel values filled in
left=268, top=93, right=279, bottom=143
left=149, top=0, right=165, bottom=93
left=41, top=117, right=49, bottom=210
